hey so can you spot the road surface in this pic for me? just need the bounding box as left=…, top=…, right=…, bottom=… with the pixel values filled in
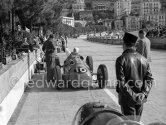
left=8, top=38, right=166, bottom=125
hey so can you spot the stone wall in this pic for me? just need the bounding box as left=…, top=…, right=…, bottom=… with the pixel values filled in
left=149, top=38, right=166, bottom=50
left=87, top=36, right=166, bottom=50
left=87, top=37, right=123, bottom=45
left=0, top=50, right=41, bottom=125
left=0, top=50, right=40, bottom=103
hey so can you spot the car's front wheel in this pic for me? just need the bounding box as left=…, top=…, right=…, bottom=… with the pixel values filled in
left=97, top=64, right=108, bottom=89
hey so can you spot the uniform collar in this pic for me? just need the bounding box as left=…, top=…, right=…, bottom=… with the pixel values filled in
left=123, top=48, right=136, bottom=54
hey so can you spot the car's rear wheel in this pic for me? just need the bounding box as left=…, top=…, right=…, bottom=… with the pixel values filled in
left=97, top=64, right=108, bottom=89
left=86, top=56, right=93, bottom=72
left=54, top=66, right=63, bottom=90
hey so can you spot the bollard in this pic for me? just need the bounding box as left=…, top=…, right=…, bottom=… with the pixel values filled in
left=2, top=56, right=12, bottom=65
left=11, top=54, right=18, bottom=60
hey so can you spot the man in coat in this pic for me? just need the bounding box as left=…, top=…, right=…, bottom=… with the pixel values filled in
left=116, top=32, right=154, bottom=122
left=42, top=34, right=57, bottom=83
left=136, top=30, right=151, bottom=62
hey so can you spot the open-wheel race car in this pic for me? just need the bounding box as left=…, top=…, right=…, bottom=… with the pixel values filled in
left=54, top=53, right=108, bottom=90
left=71, top=102, right=143, bottom=125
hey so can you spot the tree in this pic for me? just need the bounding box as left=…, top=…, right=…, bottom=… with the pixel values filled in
left=95, top=25, right=107, bottom=36
left=0, top=0, right=14, bottom=42
left=75, top=22, right=84, bottom=35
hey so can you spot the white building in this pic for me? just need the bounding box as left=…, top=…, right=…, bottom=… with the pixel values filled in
left=140, top=0, right=161, bottom=17
left=92, top=0, right=116, bottom=11
left=131, top=0, right=141, bottom=15
left=72, top=0, right=85, bottom=12
left=125, top=16, right=141, bottom=31
left=114, top=0, right=131, bottom=19
left=145, top=12, right=166, bottom=26
left=61, top=16, right=75, bottom=27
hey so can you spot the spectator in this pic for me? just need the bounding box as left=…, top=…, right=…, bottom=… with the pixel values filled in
left=136, top=30, right=151, bottom=62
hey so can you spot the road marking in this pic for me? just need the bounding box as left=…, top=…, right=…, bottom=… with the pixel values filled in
left=104, top=88, right=120, bottom=107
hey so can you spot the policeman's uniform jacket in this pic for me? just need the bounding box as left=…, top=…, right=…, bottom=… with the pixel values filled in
left=116, top=48, right=153, bottom=106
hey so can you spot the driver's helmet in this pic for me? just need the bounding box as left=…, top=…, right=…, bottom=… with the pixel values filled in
left=72, top=47, right=79, bottom=54
left=71, top=102, right=128, bottom=125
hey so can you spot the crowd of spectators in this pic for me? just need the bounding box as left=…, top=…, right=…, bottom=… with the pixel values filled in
left=146, top=26, right=166, bottom=38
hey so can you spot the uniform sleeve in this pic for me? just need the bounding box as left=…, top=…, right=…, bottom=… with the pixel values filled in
left=116, top=57, right=137, bottom=100
left=142, top=63, right=154, bottom=98
left=136, top=40, right=144, bottom=55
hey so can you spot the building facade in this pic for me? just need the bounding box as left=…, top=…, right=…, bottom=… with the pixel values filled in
left=145, top=12, right=166, bottom=26
left=114, top=0, right=131, bottom=18
left=140, top=0, right=161, bottom=17
left=92, top=0, right=116, bottom=11
left=72, top=0, right=85, bottom=12
left=61, top=16, right=75, bottom=27
left=125, top=16, right=141, bottom=31
left=131, top=0, right=141, bottom=15
left=160, top=0, right=166, bottom=11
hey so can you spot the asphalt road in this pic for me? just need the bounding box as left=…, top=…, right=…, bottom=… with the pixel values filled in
left=65, top=37, right=166, bottom=124
left=8, top=37, right=166, bottom=125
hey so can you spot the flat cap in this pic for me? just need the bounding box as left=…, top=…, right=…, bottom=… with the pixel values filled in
left=123, top=32, right=138, bottom=44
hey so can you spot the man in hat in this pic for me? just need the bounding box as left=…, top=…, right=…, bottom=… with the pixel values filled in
left=42, top=34, right=57, bottom=82
left=115, top=32, right=154, bottom=122
left=136, top=30, right=151, bottom=62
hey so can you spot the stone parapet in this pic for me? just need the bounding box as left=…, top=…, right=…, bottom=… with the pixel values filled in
left=87, top=36, right=166, bottom=50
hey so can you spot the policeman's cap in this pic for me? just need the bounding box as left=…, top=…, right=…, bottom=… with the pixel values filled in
left=123, top=32, right=138, bottom=45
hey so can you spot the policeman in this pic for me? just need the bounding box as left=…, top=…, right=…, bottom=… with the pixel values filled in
left=42, top=34, right=57, bottom=82
left=116, top=32, right=154, bottom=122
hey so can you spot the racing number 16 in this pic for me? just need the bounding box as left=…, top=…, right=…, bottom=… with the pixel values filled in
left=76, top=67, right=87, bottom=73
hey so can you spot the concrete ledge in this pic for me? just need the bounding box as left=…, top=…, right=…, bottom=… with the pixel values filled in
left=149, top=38, right=166, bottom=50
left=87, top=37, right=123, bottom=45
left=87, top=36, right=166, bottom=50
left=0, top=50, right=41, bottom=125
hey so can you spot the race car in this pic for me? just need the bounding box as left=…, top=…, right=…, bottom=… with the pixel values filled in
left=54, top=54, right=108, bottom=90
left=72, top=102, right=143, bottom=125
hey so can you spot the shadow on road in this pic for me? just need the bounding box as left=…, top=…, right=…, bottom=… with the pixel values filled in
left=24, top=73, right=101, bottom=93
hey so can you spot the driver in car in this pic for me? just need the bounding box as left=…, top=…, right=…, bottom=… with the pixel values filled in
left=64, top=47, right=84, bottom=73
left=65, top=47, right=84, bottom=60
